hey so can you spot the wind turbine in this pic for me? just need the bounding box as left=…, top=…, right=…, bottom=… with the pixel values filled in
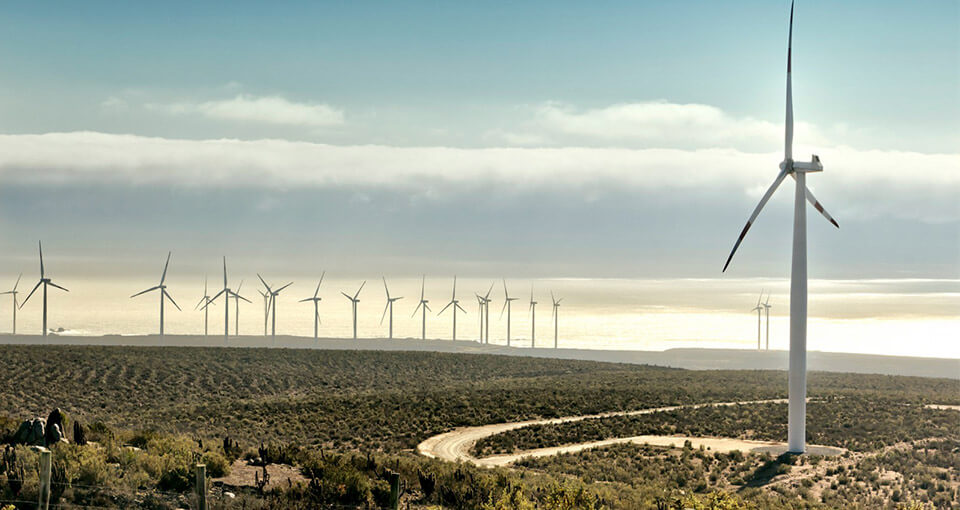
left=258, top=274, right=292, bottom=340
left=438, top=276, right=467, bottom=341
left=19, top=242, right=69, bottom=336
left=231, top=280, right=252, bottom=336
left=500, top=279, right=518, bottom=347
left=341, top=281, right=365, bottom=339
left=751, top=290, right=764, bottom=350
left=482, top=283, right=494, bottom=344
left=130, top=251, right=181, bottom=336
left=205, top=257, right=234, bottom=341
left=299, top=272, right=325, bottom=340
left=258, top=289, right=270, bottom=336
left=722, top=1, right=840, bottom=454
left=380, top=277, right=403, bottom=339
left=475, top=293, right=486, bottom=343
left=763, top=294, right=773, bottom=350
left=550, top=291, right=562, bottom=349
left=411, top=275, right=430, bottom=340
left=1, top=274, right=22, bottom=334
left=529, top=284, right=537, bottom=348
left=194, top=277, right=214, bottom=337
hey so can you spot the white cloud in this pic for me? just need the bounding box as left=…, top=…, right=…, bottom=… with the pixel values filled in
left=147, top=94, right=345, bottom=127
left=0, top=131, right=956, bottom=222
left=516, top=101, right=824, bottom=152
left=99, top=96, right=128, bottom=111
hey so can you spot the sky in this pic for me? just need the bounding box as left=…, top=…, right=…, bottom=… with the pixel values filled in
left=0, top=0, right=957, bottom=281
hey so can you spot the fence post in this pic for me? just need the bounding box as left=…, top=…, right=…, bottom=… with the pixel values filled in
left=195, top=463, right=207, bottom=510
left=388, top=470, right=400, bottom=510
left=38, top=448, right=51, bottom=510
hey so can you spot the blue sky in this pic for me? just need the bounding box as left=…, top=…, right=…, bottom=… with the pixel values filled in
left=0, top=1, right=956, bottom=279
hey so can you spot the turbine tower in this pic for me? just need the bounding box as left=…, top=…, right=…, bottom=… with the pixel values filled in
left=722, top=1, right=840, bottom=454
left=763, top=294, right=773, bottom=350
left=475, top=293, right=486, bottom=343
left=258, top=274, right=292, bottom=341
left=751, top=290, right=764, bottom=350
left=258, top=289, right=270, bottom=336
left=195, top=277, right=216, bottom=337
left=380, top=277, right=403, bottom=339
left=482, top=283, right=494, bottom=344
left=438, top=276, right=467, bottom=341
left=1, top=274, right=22, bottom=335
left=231, top=280, right=252, bottom=336
left=130, top=251, right=181, bottom=336
left=550, top=291, right=562, bottom=349
left=411, top=275, right=430, bottom=340
left=299, top=272, right=325, bottom=340
left=529, top=284, right=537, bottom=348
left=341, top=281, right=365, bottom=339
left=19, top=242, right=69, bottom=336
left=500, top=279, right=518, bottom=347
left=205, top=257, right=235, bottom=341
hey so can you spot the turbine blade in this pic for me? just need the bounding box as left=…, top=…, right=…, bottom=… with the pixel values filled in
left=222, top=257, right=227, bottom=288
left=195, top=296, right=206, bottom=310
left=341, top=291, right=353, bottom=301
left=757, top=289, right=764, bottom=308
left=275, top=282, right=293, bottom=293
left=411, top=301, right=422, bottom=317
left=502, top=278, right=509, bottom=300
left=204, top=276, right=208, bottom=295
left=380, top=301, right=389, bottom=325
left=131, top=285, right=161, bottom=298
left=551, top=291, right=556, bottom=306
left=722, top=169, right=790, bottom=272
left=790, top=175, right=840, bottom=228
left=39, top=241, right=44, bottom=278
left=164, top=290, right=182, bottom=311
left=500, top=300, right=507, bottom=319
left=438, top=300, right=453, bottom=315
left=314, top=278, right=322, bottom=299
left=354, top=280, right=366, bottom=300
left=785, top=0, right=795, bottom=160
left=424, top=303, right=431, bottom=312
left=20, top=280, right=42, bottom=308
left=160, top=251, right=171, bottom=285
left=420, top=275, right=425, bottom=301
left=236, top=280, right=244, bottom=293
left=484, top=282, right=494, bottom=300
left=456, top=303, right=467, bottom=314
left=257, top=273, right=271, bottom=292
left=47, top=281, right=69, bottom=292
left=14, top=273, right=22, bottom=291
left=210, top=288, right=227, bottom=302
left=383, top=276, right=390, bottom=299
left=452, top=275, right=457, bottom=299
left=235, top=293, right=252, bottom=303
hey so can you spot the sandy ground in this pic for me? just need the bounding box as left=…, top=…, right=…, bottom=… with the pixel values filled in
left=417, top=399, right=847, bottom=467
left=2, top=333, right=957, bottom=379
left=212, top=459, right=308, bottom=489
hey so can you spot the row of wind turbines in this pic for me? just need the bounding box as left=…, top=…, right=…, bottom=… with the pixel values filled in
left=3, top=245, right=566, bottom=347
left=750, top=290, right=773, bottom=350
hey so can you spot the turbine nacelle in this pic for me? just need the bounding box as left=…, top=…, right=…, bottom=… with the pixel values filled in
left=780, top=155, right=823, bottom=173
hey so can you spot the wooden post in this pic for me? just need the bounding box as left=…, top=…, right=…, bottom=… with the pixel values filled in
left=195, top=464, right=207, bottom=510
left=38, top=448, right=51, bottom=510
left=388, top=471, right=400, bottom=510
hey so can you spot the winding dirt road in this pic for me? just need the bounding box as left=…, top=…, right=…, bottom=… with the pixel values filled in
left=417, top=399, right=848, bottom=467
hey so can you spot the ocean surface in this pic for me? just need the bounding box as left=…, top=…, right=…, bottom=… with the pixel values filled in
left=1, top=276, right=957, bottom=359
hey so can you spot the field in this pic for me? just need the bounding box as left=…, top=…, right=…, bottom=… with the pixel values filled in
left=0, top=345, right=958, bottom=509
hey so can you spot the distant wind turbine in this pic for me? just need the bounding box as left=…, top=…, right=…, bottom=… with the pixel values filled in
left=19, top=242, right=69, bottom=337
left=194, top=277, right=214, bottom=337
left=411, top=275, right=430, bottom=340
left=475, top=293, right=486, bottom=343
left=299, top=272, right=325, bottom=340
left=231, top=280, right=252, bottom=336
left=258, top=274, right=292, bottom=340
left=500, top=279, right=518, bottom=347
left=751, top=290, right=764, bottom=350
left=130, top=251, right=181, bottom=336
left=551, top=291, right=562, bottom=349
left=341, top=281, right=365, bottom=339
left=438, top=276, right=467, bottom=341
left=529, top=284, right=537, bottom=348
left=763, top=294, right=773, bottom=350
left=258, top=289, right=270, bottom=336
left=482, top=283, right=494, bottom=344
left=205, top=257, right=234, bottom=341
left=381, top=277, right=403, bottom=339
left=722, top=1, right=840, bottom=454
left=1, top=274, right=22, bottom=335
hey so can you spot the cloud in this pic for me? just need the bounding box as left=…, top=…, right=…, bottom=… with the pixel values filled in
left=507, top=101, right=824, bottom=152
left=99, top=96, right=129, bottom=111
left=147, top=94, right=345, bottom=127
left=0, top=131, right=955, bottom=222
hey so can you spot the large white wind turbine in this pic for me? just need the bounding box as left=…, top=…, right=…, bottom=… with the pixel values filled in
left=529, top=284, right=537, bottom=348
left=763, top=294, right=773, bottom=350
left=550, top=291, right=562, bottom=349
left=299, top=272, right=325, bottom=340
left=380, top=277, right=403, bottom=339
left=130, top=251, right=181, bottom=336
left=751, top=290, right=764, bottom=350
left=194, top=277, right=214, bottom=337
left=1, top=274, right=22, bottom=335
left=19, top=242, right=69, bottom=336
left=341, top=281, right=365, bottom=339
left=411, top=275, right=430, bottom=340
left=205, top=257, right=235, bottom=341
left=500, top=279, right=518, bottom=347
left=722, top=1, right=840, bottom=454
left=231, top=280, right=252, bottom=336
left=258, top=274, right=292, bottom=340
left=438, top=276, right=467, bottom=341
